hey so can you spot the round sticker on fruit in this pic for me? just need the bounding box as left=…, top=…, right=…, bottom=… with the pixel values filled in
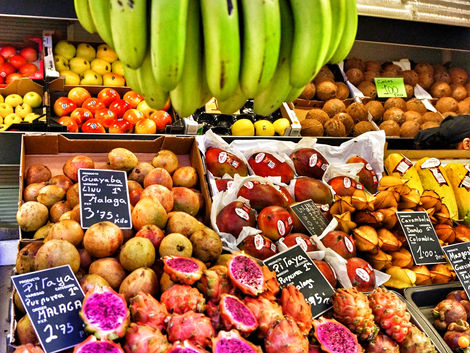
left=356, top=268, right=370, bottom=283
left=218, top=151, right=227, bottom=164
left=344, top=236, right=354, bottom=254
left=343, top=177, right=351, bottom=188
left=277, top=220, right=286, bottom=236
left=244, top=181, right=254, bottom=189
left=296, top=237, right=308, bottom=252
left=366, top=163, right=373, bottom=171
left=254, top=234, right=264, bottom=250
left=235, top=207, right=250, bottom=221
left=309, top=153, right=318, bottom=168
left=255, top=153, right=265, bottom=163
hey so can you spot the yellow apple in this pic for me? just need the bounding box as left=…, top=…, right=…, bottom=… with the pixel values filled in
left=5, top=94, right=23, bottom=108
left=103, top=73, right=126, bottom=87
left=15, top=103, right=33, bottom=118
left=4, top=113, right=22, bottom=125
left=0, top=103, right=13, bottom=118
left=23, top=91, right=43, bottom=108
left=137, top=100, right=156, bottom=118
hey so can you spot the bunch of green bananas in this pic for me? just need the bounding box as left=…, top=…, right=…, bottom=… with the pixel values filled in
left=74, top=0, right=357, bottom=118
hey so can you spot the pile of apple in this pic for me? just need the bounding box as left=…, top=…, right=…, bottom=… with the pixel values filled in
left=0, top=46, right=39, bottom=85
left=53, top=87, right=172, bottom=134
left=0, top=91, right=43, bottom=125
left=54, top=40, right=125, bottom=86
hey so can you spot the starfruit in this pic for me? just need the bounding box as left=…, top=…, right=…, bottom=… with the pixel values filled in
left=377, top=228, right=402, bottom=252
left=366, top=249, right=392, bottom=271
left=351, top=189, right=373, bottom=211
left=353, top=210, right=384, bottom=227
left=376, top=207, right=398, bottom=229
left=330, top=196, right=355, bottom=216
left=385, top=266, right=417, bottom=289
left=434, top=224, right=456, bottom=244
left=398, top=188, right=421, bottom=210
left=455, top=224, right=470, bottom=242
left=430, top=264, right=453, bottom=284
left=353, top=225, right=380, bottom=253
left=391, top=248, right=413, bottom=268
left=373, top=190, right=399, bottom=210
left=411, top=265, right=433, bottom=285
left=334, top=212, right=357, bottom=234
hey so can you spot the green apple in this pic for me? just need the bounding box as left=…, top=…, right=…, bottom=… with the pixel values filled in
left=90, top=58, right=111, bottom=76
left=60, top=70, right=80, bottom=85
left=24, top=113, right=40, bottom=123
left=103, top=73, right=125, bottom=87
left=54, top=40, right=76, bottom=60
left=15, top=103, right=33, bottom=118
left=5, top=94, right=23, bottom=108
left=69, top=57, right=90, bottom=75
left=54, top=55, right=69, bottom=71
left=80, top=69, right=102, bottom=85
left=0, top=94, right=3, bottom=104
left=111, top=60, right=125, bottom=76
left=23, top=92, right=43, bottom=108
left=76, top=43, right=96, bottom=62
left=0, top=103, right=13, bottom=118
left=4, top=113, right=22, bottom=125
left=96, top=44, right=118, bottom=63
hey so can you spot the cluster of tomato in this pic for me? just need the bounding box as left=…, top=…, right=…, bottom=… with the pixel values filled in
left=53, top=87, right=172, bottom=134
left=0, top=46, right=39, bottom=85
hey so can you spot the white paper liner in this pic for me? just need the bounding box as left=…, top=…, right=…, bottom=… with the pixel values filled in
left=322, top=163, right=364, bottom=186
left=392, top=58, right=411, bottom=71
left=414, top=84, right=438, bottom=113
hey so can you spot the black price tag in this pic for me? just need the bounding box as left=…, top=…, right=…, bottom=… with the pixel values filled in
left=397, top=211, right=446, bottom=265
left=264, top=245, right=334, bottom=318
left=12, top=265, right=85, bottom=353
left=289, top=200, right=328, bottom=237
left=443, top=242, right=470, bottom=299
left=79, top=169, right=132, bottom=229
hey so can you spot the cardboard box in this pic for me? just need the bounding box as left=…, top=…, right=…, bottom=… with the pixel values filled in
left=385, top=149, right=470, bottom=165
left=18, top=134, right=212, bottom=240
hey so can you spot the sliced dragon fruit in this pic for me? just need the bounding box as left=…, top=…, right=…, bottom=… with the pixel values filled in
left=313, top=317, right=362, bottom=353
left=212, top=330, right=262, bottom=353
left=227, top=254, right=264, bottom=296
left=219, top=294, right=258, bottom=335
left=163, top=256, right=205, bottom=285
left=73, top=335, right=124, bottom=353
left=166, top=341, right=209, bottom=353
left=80, top=286, right=130, bottom=340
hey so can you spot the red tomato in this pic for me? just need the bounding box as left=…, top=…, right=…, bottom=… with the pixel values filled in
left=9, top=55, right=26, bottom=69
left=70, top=108, right=93, bottom=125
left=0, top=56, right=4, bottom=66
left=97, top=88, right=120, bottom=107
left=54, top=97, right=77, bottom=117
left=81, top=119, right=106, bottom=133
left=0, top=62, right=15, bottom=78
left=19, top=63, right=38, bottom=76
left=108, top=99, right=131, bottom=118
left=95, top=108, right=117, bottom=128
left=123, top=90, right=144, bottom=109
left=19, top=47, right=37, bottom=62
left=68, top=87, right=91, bottom=107
left=0, top=46, right=16, bottom=59
left=123, top=108, right=145, bottom=126
left=149, top=110, right=172, bottom=131
left=0, top=76, right=4, bottom=84
left=82, top=98, right=106, bottom=115
left=6, top=73, right=23, bottom=84
left=135, top=118, right=157, bottom=134
left=58, top=116, right=79, bottom=132
left=109, top=119, right=133, bottom=133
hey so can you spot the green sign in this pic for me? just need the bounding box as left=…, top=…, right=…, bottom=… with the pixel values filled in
left=374, top=77, right=407, bottom=98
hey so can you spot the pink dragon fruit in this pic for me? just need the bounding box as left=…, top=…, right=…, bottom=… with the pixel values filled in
left=80, top=286, right=130, bottom=340
left=227, top=254, right=265, bottom=296
left=129, top=292, right=168, bottom=330
left=244, top=297, right=283, bottom=338
left=280, top=284, right=312, bottom=336
left=73, top=336, right=124, bottom=353
left=165, top=341, right=209, bottom=353
left=160, top=284, right=205, bottom=314
left=197, top=265, right=234, bottom=303
left=212, top=330, right=262, bottom=353
left=123, top=323, right=169, bottom=353
left=163, top=256, right=205, bottom=285
left=167, top=311, right=215, bottom=347
left=219, top=294, right=258, bottom=335
left=366, top=333, right=399, bottom=353
left=313, top=317, right=363, bottom=353
left=206, top=301, right=223, bottom=331
left=265, top=316, right=309, bottom=353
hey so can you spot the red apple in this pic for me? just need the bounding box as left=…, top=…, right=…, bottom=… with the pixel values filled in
left=19, top=63, right=38, bottom=76
left=9, top=55, right=26, bottom=69
left=81, top=119, right=106, bottom=133
left=0, top=46, right=16, bottom=59
left=19, top=47, right=37, bottom=62
left=70, top=108, right=93, bottom=125
left=257, top=206, right=293, bottom=241
left=68, top=87, right=91, bottom=107
left=94, top=108, right=117, bottom=128
left=321, top=230, right=356, bottom=259
left=58, top=116, right=79, bottom=132
left=279, top=233, right=317, bottom=252
left=63, top=155, right=95, bottom=181
left=149, top=110, right=172, bottom=131
left=0, top=62, right=15, bottom=78
left=135, top=118, right=157, bottom=134
left=82, top=98, right=106, bottom=115
left=109, top=119, right=133, bottom=134
left=346, top=257, right=376, bottom=292
left=108, top=99, right=131, bottom=118
left=6, top=72, right=22, bottom=84
left=313, top=259, right=337, bottom=288
left=54, top=97, right=77, bottom=117
left=97, top=88, right=120, bottom=107
left=123, top=109, right=144, bottom=126
left=123, top=90, right=144, bottom=108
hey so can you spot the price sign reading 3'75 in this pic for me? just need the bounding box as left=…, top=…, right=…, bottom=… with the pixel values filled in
left=79, top=168, right=132, bottom=229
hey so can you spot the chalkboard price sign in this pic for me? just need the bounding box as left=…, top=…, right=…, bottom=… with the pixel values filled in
left=264, top=245, right=334, bottom=318
left=443, top=242, right=470, bottom=299
left=79, top=169, right=132, bottom=229
left=289, top=200, right=328, bottom=237
left=397, top=211, right=446, bottom=265
left=12, top=265, right=85, bottom=353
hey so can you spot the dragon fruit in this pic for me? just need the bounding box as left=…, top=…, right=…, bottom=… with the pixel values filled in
left=160, top=284, right=205, bottom=314
left=313, top=317, right=363, bottom=353
left=265, top=316, right=309, bottom=353
left=219, top=294, right=258, bottom=335
left=163, top=256, right=205, bottom=285
left=197, top=265, right=234, bottom=303
left=331, top=287, right=379, bottom=341
left=206, top=301, right=223, bottom=331
left=366, top=333, right=399, bottom=353
left=308, top=345, right=322, bottom=353
left=73, top=336, right=124, bottom=353
left=227, top=254, right=265, bottom=296
left=80, top=286, right=130, bottom=340
left=368, top=288, right=411, bottom=343
left=400, top=325, right=437, bottom=353
left=13, top=344, right=44, bottom=353
left=244, top=296, right=283, bottom=338
left=123, top=323, right=169, bottom=353
left=167, top=311, right=215, bottom=347
left=280, top=284, right=312, bottom=336
left=129, top=292, right=168, bottom=331
left=260, top=266, right=280, bottom=301
left=165, top=341, right=209, bottom=353
left=212, top=330, right=262, bottom=353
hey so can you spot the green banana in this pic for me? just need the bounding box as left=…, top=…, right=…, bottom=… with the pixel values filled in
left=150, top=0, right=189, bottom=91
left=325, top=0, right=347, bottom=63
left=74, top=0, right=96, bottom=33
left=123, top=65, right=142, bottom=94
left=201, top=0, right=241, bottom=101
left=239, top=0, right=281, bottom=97
left=285, top=85, right=305, bottom=102
left=289, top=0, right=332, bottom=88
left=253, top=0, right=294, bottom=116
left=136, top=54, right=169, bottom=110
left=329, top=0, right=358, bottom=64
left=89, top=0, right=114, bottom=48
left=169, top=0, right=204, bottom=118
left=217, top=84, right=248, bottom=114
left=110, top=0, right=147, bottom=69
